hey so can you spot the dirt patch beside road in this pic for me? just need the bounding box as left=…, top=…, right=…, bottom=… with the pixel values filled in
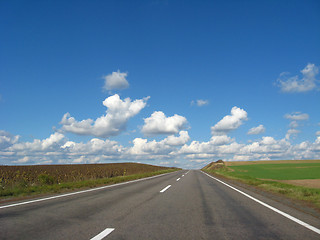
left=225, top=160, right=320, bottom=166
left=260, top=179, right=320, bottom=189
left=279, top=179, right=320, bottom=189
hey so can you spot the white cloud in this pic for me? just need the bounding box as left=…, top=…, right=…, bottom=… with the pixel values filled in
left=0, top=130, right=19, bottom=149
left=211, top=107, right=248, bottom=135
left=233, top=155, right=251, bottom=161
left=260, top=136, right=277, bottom=145
left=210, top=135, right=233, bottom=145
left=61, top=138, right=124, bottom=156
left=185, top=153, right=215, bottom=159
left=177, top=133, right=320, bottom=163
left=277, top=63, right=319, bottom=93
left=12, top=156, right=32, bottom=164
left=179, top=135, right=234, bottom=155
left=179, top=140, right=214, bottom=154
left=289, top=121, right=299, bottom=128
left=141, top=111, right=188, bottom=135
left=247, top=125, right=265, bottom=135
left=61, top=94, right=150, bottom=138
left=160, top=161, right=170, bottom=165
left=284, top=112, right=309, bottom=140
left=285, top=129, right=300, bottom=140
left=129, top=131, right=190, bottom=156
left=103, top=70, right=129, bottom=91
left=284, top=112, right=309, bottom=121
left=1, top=130, right=320, bottom=166
left=9, top=132, right=66, bottom=152
left=240, top=137, right=291, bottom=155
left=190, top=159, right=207, bottom=163
left=217, top=142, right=243, bottom=154
left=316, top=131, right=320, bottom=136
left=162, top=131, right=190, bottom=146
left=128, top=138, right=172, bottom=155
left=1, top=132, right=125, bottom=165
left=191, top=99, right=209, bottom=107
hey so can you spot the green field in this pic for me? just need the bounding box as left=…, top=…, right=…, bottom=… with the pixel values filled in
left=228, top=163, right=320, bottom=180
left=202, top=160, right=320, bottom=211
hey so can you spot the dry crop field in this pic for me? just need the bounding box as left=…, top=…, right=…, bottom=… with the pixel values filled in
left=0, top=163, right=177, bottom=198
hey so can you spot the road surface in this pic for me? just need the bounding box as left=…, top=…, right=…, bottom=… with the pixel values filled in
left=1, top=170, right=320, bottom=239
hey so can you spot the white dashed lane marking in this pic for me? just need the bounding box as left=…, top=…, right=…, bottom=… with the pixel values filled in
left=160, top=185, right=171, bottom=193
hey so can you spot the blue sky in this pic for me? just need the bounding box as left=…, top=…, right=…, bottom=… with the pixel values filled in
left=1, top=0, right=320, bottom=168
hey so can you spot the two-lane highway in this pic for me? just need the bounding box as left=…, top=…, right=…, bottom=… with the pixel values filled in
left=1, top=170, right=320, bottom=239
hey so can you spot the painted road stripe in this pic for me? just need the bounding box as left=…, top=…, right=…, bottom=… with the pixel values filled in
left=182, top=175, right=185, bottom=177
left=160, top=185, right=171, bottom=193
left=0, top=171, right=180, bottom=209
left=201, top=171, right=320, bottom=235
left=176, top=178, right=180, bottom=181
left=90, top=228, right=114, bottom=240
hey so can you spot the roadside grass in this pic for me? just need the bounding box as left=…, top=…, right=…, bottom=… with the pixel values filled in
left=0, top=163, right=179, bottom=200
left=202, top=165, right=320, bottom=210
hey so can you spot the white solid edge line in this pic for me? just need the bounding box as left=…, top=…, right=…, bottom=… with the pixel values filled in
left=160, top=185, right=171, bottom=193
left=176, top=178, right=180, bottom=181
left=201, top=171, right=320, bottom=235
left=0, top=171, right=180, bottom=210
left=90, top=228, right=115, bottom=240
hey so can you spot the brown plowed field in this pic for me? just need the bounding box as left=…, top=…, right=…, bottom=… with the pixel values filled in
left=273, top=179, right=320, bottom=189
left=225, top=159, right=320, bottom=166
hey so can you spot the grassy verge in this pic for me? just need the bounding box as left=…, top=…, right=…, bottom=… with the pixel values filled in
left=203, top=166, right=320, bottom=211
left=0, top=169, right=178, bottom=200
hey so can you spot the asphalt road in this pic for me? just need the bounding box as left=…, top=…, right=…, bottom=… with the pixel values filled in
left=1, top=170, right=320, bottom=240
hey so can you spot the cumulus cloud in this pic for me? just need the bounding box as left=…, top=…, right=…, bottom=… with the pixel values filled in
left=1, top=102, right=319, bottom=166
left=9, top=132, right=66, bottom=152
left=210, top=135, right=233, bottom=145
left=0, top=131, right=125, bottom=165
left=179, top=135, right=234, bottom=155
left=286, top=129, right=300, bottom=140
left=240, top=137, right=291, bottom=156
left=0, top=130, right=19, bottom=149
left=12, top=156, right=32, bottom=164
left=141, top=111, right=188, bottom=135
left=289, top=121, right=299, bottom=128
left=1, top=130, right=320, bottom=166
left=211, top=107, right=248, bottom=135
left=236, top=135, right=320, bottom=161
left=284, top=112, right=309, bottom=121
left=129, top=138, right=172, bottom=155
left=61, top=94, right=150, bottom=138
left=179, top=133, right=320, bottom=164
left=247, top=125, right=265, bottom=135
left=191, top=99, right=209, bottom=107
left=129, top=131, right=190, bottom=156
left=284, top=112, right=309, bottom=140
left=103, top=70, right=129, bottom=91
left=61, top=138, right=124, bottom=164
left=277, top=63, right=319, bottom=93
left=162, top=131, right=190, bottom=146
